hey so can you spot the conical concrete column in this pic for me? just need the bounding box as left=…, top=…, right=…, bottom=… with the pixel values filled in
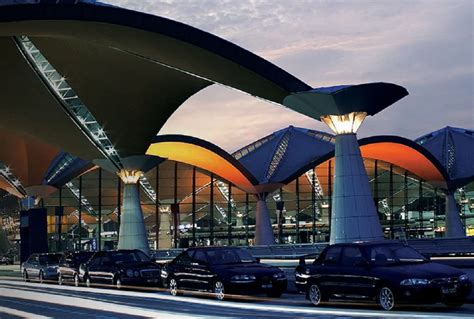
left=158, top=212, right=172, bottom=249
left=330, top=133, right=384, bottom=244
left=445, top=190, right=465, bottom=237
left=254, top=193, right=275, bottom=245
left=117, top=170, right=150, bottom=255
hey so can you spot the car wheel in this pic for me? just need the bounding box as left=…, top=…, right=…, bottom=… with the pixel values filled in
left=38, top=271, right=44, bottom=284
left=115, top=276, right=122, bottom=290
left=213, top=280, right=225, bottom=301
left=58, top=273, right=63, bottom=285
left=378, top=286, right=395, bottom=311
left=308, top=283, right=322, bottom=306
left=169, top=277, right=180, bottom=296
left=74, top=274, right=80, bottom=287
left=85, top=276, right=91, bottom=288
left=23, top=270, right=29, bottom=282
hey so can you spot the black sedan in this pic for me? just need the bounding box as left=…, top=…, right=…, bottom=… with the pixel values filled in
left=79, top=249, right=161, bottom=289
left=161, top=247, right=287, bottom=300
left=58, top=251, right=94, bottom=286
left=22, top=253, right=62, bottom=283
left=295, top=241, right=472, bottom=310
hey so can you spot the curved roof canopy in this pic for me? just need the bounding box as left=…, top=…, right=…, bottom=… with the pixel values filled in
left=416, top=126, right=474, bottom=189
left=283, top=82, right=409, bottom=119
left=147, top=130, right=451, bottom=194
left=234, top=126, right=334, bottom=185
left=147, top=127, right=335, bottom=194
left=0, top=1, right=311, bottom=162
left=147, top=135, right=259, bottom=193
left=358, top=136, right=449, bottom=189
left=0, top=128, right=60, bottom=197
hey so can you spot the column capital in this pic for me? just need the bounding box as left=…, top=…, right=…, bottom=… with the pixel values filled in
left=117, top=169, right=143, bottom=184
left=320, top=111, right=367, bottom=135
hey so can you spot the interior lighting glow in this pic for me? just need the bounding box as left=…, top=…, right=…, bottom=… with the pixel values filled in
left=320, top=111, right=367, bottom=134
left=118, top=170, right=143, bottom=184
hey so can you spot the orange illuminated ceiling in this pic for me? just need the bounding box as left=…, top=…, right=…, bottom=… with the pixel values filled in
left=0, top=128, right=60, bottom=191
left=147, top=135, right=450, bottom=194
left=359, top=141, right=447, bottom=188
left=147, top=136, right=259, bottom=193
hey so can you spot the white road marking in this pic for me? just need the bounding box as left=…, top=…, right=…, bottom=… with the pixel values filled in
left=0, top=285, right=215, bottom=319
left=0, top=305, right=52, bottom=319
left=0, top=279, right=471, bottom=318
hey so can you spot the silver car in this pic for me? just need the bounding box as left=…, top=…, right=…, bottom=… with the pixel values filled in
left=22, top=253, right=62, bottom=283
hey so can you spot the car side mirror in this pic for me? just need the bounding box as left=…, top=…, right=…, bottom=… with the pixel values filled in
left=299, top=257, right=306, bottom=267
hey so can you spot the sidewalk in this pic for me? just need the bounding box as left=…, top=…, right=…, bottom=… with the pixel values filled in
left=0, top=265, right=21, bottom=277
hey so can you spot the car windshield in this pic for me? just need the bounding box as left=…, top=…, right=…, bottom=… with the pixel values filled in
left=206, top=249, right=256, bottom=265
left=110, top=251, right=150, bottom=264
left=39, top=254, right=61, bottom=265
left=74, top=252, right=94, bottom=264
left=369, top=244, right=427, bottom=266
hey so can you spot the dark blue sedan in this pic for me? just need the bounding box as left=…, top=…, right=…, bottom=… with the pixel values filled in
left=295, top=241, right=472, bottom=310
left=162, top=247, right=287, bottom=300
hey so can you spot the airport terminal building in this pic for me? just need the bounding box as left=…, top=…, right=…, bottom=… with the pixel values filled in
left=0, top=1, right=472, bottom=258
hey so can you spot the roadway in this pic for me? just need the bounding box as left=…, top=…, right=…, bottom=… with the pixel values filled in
left=0, top=278, right=474, bottom=319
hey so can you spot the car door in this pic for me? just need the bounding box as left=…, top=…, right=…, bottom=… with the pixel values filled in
left=318, top=246, right=343, bottom=297
left=188, top=250, right=213, bottom=291
left=58, top=254, right=68, bottom=280
left=87, top=253, right=103, bottom=283
left=25, top=255, right=38, bottom=277
left=172, top=250, right=194, bottom=289
left=99, top=254, right=115, bottom=284
left=337, top=246, right=373, bottom=299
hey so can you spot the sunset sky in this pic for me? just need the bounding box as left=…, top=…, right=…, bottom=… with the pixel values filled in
left=108, top=0, right=473, bottom=152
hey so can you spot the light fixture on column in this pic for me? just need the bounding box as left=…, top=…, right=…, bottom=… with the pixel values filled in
left=320, top=111, right=367, bottom=135
left=117, top=169, right=142, bottom=184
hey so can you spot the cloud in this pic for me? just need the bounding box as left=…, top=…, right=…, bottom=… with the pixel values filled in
left=106, top=0, right=473, bottom=151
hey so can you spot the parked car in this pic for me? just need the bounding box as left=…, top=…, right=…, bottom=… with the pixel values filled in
left=78, top=249, right=161, bottom=289
left=295, top=241, right=472, bottom=310
left=161, top=247, right=287, bottom=300
left=22, top=253, right=62, bottom=283
left=58, top=251, right=95, bottom=286
left=0, top=256, right=13, bottom=265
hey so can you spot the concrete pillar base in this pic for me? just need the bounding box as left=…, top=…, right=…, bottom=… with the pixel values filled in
left=118, top=183, right=150, bottom=255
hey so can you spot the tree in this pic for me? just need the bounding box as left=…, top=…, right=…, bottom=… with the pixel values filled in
left=0, top=228, right=11, bottom=255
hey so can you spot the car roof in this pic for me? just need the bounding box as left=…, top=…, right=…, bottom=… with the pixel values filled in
left=329, top=240, right=404, bottom=248
left=187, top=246, right=243, bottom=251
left=38, top=253, right=63, bottom=256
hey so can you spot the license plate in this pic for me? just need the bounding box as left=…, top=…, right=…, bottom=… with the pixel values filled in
left=441, top=287, right=457, bottom=294
left=262, top=283, right=272, bottom=289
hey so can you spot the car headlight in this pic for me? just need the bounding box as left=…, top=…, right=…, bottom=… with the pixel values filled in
left=126, top=269, right=134, bottom=277
left=273, top=272, right=286, bottom=279
left=161, top=269, right=168, bottom=278
left=460, top=274, right=469, bottom=282
left=400, top=278, right=430, bottom=286
left=230, top=274, right=256, bottom=282
left=134, top=271, right=140, bottom=277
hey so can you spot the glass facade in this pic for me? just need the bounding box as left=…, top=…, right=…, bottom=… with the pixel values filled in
left=1, top=159, right=474, bottom=252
